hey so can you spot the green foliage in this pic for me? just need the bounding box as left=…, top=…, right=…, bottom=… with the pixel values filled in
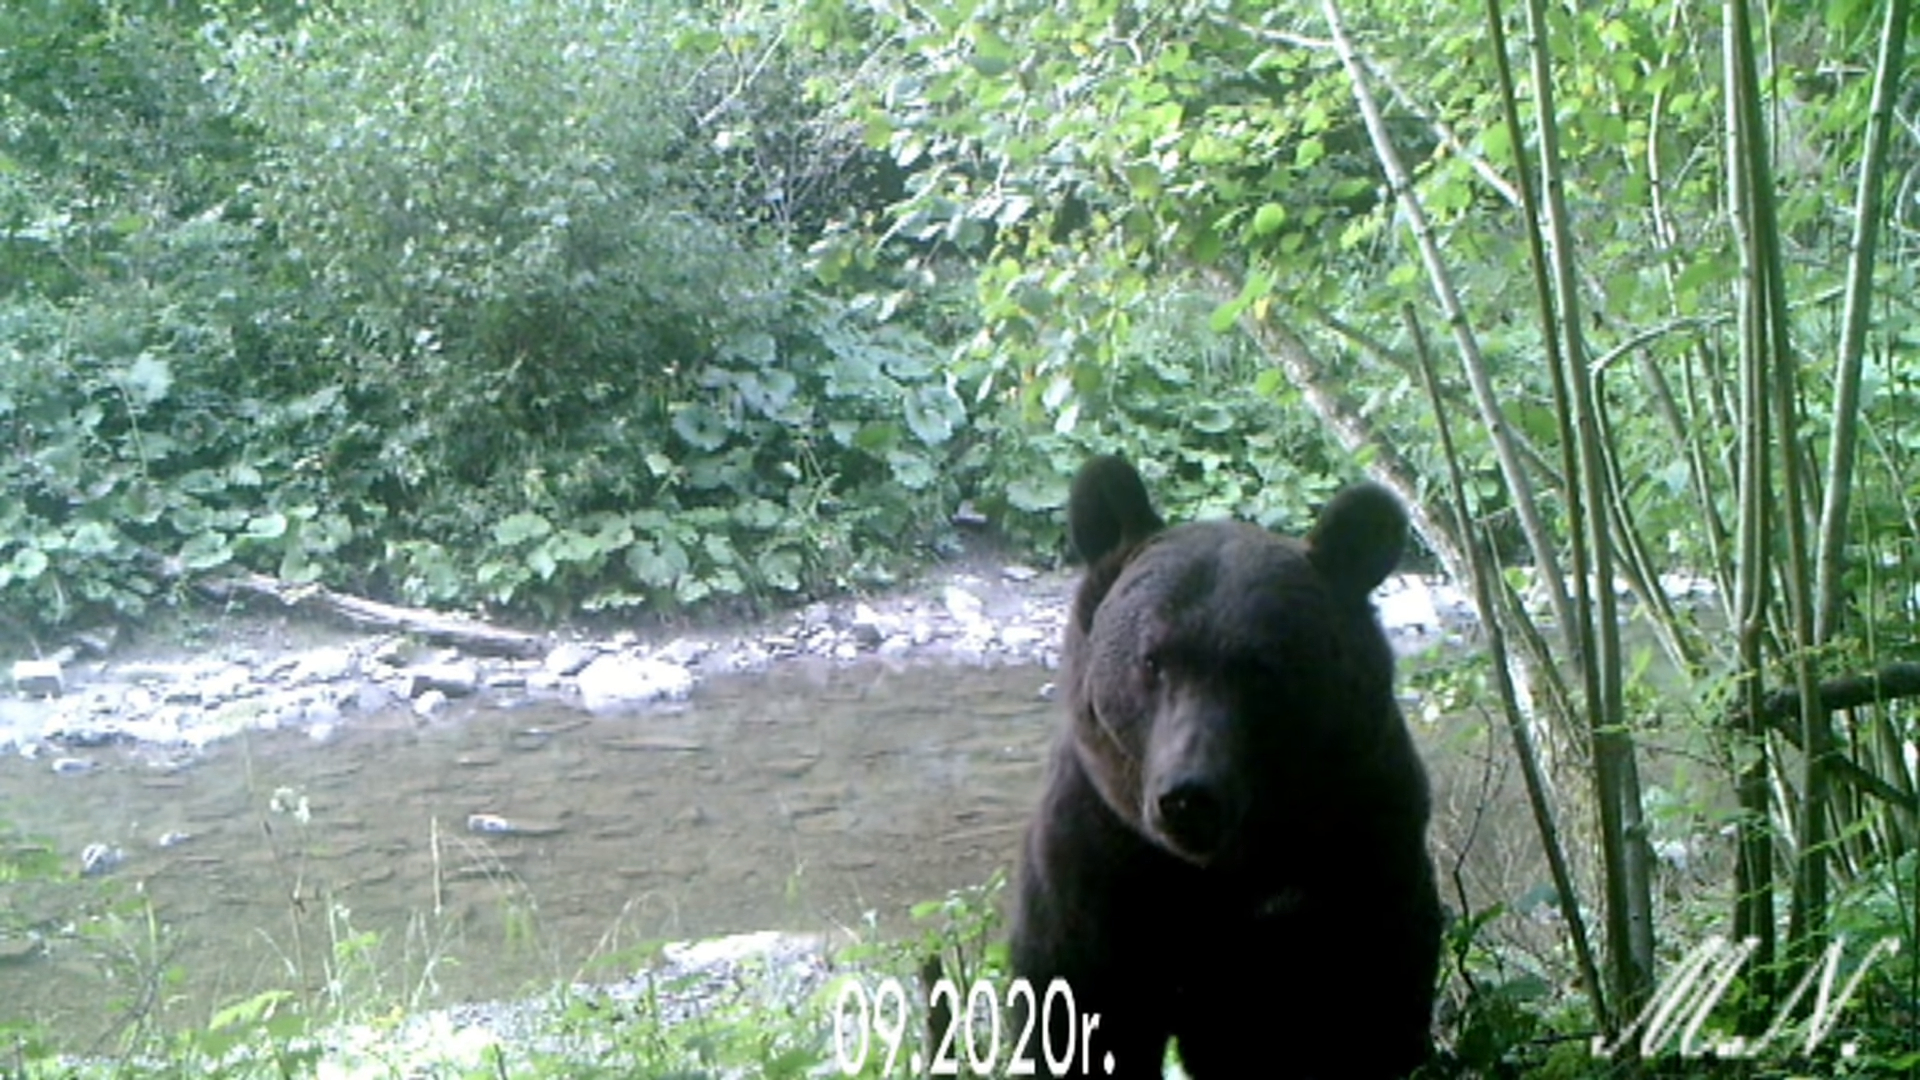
left=0, top=1, right=288, bottom=626
left=963, top=290, right=1349, bottom=552
left=210, top=0, right=950, bottom=615
left=0, top=283, right=279, bottom=626
left=1441, top=902, right=1558, bottom=1075
left=351, top=295, right=970, bottom=616
left=0, top=0, right=989, bottom=631
left=0, top=0, right=1395, bottom=633
left=818, top=0, right=1398, bottom=412
left=0, top=824, right=61, bottom=890
left=822, top=0, right=1920, bottom=622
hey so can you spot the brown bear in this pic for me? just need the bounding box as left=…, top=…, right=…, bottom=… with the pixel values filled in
left=1008, top=455, right=1440, bottom=1079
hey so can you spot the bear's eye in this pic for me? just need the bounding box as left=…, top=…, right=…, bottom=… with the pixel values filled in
left=1140, top=652, right=1162, bottom=687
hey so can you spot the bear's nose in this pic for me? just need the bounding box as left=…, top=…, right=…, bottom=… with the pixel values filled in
left=1155, top=782, right=1227, bottom=859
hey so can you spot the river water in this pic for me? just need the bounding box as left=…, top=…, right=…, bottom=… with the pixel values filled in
left=1, top=661, right=1056, bottom=1050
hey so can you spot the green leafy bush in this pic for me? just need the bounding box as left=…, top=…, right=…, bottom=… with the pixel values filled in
left=961, top=290, right=1347, bottom=554
left=0, top=0, right=987, bottom=630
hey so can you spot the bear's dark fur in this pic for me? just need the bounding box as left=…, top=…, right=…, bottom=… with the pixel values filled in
left=1009, top=455, right=1441, bottom=1079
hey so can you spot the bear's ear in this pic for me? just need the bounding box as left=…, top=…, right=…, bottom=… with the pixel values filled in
left=1067, top=455, right=1165, bottom=564
left=1307, top=482, right=1407, bottom=595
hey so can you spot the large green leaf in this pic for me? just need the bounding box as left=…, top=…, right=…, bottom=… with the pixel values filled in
left=494, top=512, right=553, bottom=546
left=69, top=521, right=120, bottom=556
left=671, top=404, right=731, bottom=451
left=244, top=513, right=289, bottom=541
left=547, top=529, right=603, bottom=564
left=9, top=547, right=50, bottom=581
left=757, top=548, right=803, bottom=591
left=179, top=532, right=233, bottom=572
left=903, top=383, right=964, bottom=446
left=626, top=538, right=689, bottom=588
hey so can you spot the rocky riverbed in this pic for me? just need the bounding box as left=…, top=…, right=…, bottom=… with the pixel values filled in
left=0, top=559, right=1479, bottom=765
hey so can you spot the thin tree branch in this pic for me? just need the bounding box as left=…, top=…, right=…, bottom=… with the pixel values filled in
left=1813, top=0, right=1909, bottom=643
left=1320, top=0, right=1575, bottom=644
left=1408, top=301, right=1610, bottom=1033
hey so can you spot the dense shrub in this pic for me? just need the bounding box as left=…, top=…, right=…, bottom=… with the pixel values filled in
left=0, top=0, right=976, bottom=628
left=0, top=0, right=1359, bottom=633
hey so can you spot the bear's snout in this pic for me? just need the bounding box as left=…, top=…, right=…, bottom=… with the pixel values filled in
left=1153, top=780, right=1230, bottom=860
left=1139, top=692, right=1248, bottom=864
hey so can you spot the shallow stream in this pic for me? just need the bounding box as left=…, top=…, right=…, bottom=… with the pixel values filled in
left=1, top=661, right=1055, bottom=1049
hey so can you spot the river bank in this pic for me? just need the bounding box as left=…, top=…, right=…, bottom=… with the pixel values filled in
left=0, top=554, right=1476, bottom=764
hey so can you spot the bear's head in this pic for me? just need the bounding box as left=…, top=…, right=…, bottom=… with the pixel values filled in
left=1060, top=455, right=1409, bottom=873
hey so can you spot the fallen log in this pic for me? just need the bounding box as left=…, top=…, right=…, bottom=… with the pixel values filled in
left=1729, top=661, right=1920, bottom=808
left=1744, top=661, right=1920, bottom=722
left=197, top=571, right=550, bottom=659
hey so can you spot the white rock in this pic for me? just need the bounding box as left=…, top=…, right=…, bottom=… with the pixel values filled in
left=199, top=665, right=254, bottom=703
left=368, top=637, right=412, bottom=667
left=349, top=681, right=398, bottom=714
left=292, top=645, right=359, bottom=684
left=725, top=643, right=772, bottom=673
left=952, top=635, right=993, bottom=665
left=848, top=604, right=888, bottom=648
left=406, top=662, right=480, bottom=698
left=1659, top=571, right=1718, bottom=601
left=542, top=642, right=600, bottom=678
left=999, top=626, right=1047, bottom=651
left=161, top=682, right=203, bottom=705
left=942, top=585, right=986, bottom=624
left=467, top=813, right=512, bottom=835
left=1377, top=584, right=1442, bottom=635
left=662, top=930, right=819, bottom=970
left=12, top=660, right=63, bottom=697
left=654, top=637, right=711, bottom=666
left=302, top=695, right=343, bottom=724
left=576, top=654, right=694, bottom=713
left=116, top=709, right=189, bottom=744
left=80, top=843, right=123, bottom=877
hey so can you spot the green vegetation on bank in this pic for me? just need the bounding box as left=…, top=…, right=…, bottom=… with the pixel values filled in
left=0, top=0, right=1338, bottom=632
